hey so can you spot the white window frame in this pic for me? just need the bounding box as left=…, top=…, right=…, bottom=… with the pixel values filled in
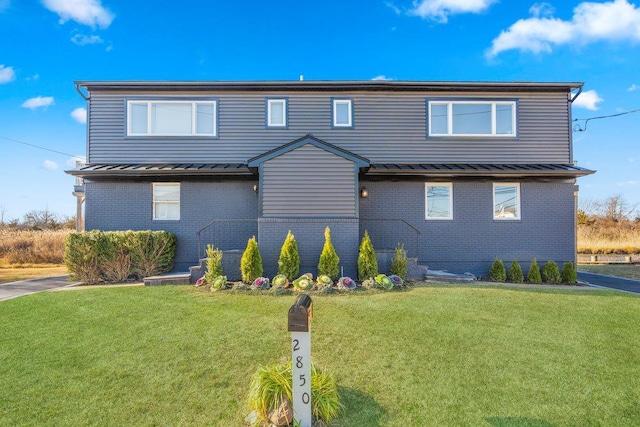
left=127, top=100, right=217, bottom=137
left=267, top=98, right=287, bottom=127
left=332, top=98, right=353, bottom=127
left=425, top=182, right=453, bottom=220
left=493, top=182, right=521, bottom=220
left=428, top=100, right=516, bottom=137
left=153, top=182, right=180, bottom=221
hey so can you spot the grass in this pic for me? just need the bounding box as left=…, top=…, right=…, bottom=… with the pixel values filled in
left=577, top=222, right=640, bottom=254
left=0, top=262, right=68, bottom=284
left=0, top=229, right=69, bottom=264
left=1, top=285, right=639, bottom=426
left=578, top=264, right=640, bottom=280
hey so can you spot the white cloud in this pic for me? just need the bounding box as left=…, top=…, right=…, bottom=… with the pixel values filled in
left=409, top=0, right=498, bottom=23
left=42, top=0, right=114, bottom=29
left=21, top=96, right=55, bottom=110
left=66, top=155, right=86, bottom=167
left=71, top=33, right=103, bottom=45
left=488, top=0, right=640, bottom=57
left=71, top=107, right=87, bottom=123
left=0, top=64, right=16, bottom=84
left=573, top=90, right=603, bottom=110
left=385, top=1, right=402, bottom=15
left=616, top=180, right=639, bottom=186
left=43, top=160, right=59, bottom=171
left=529, top=2, right=555, bottom=18
left=629, top=84, right=638, bottom=91
left=26, top=73, right=40, bottom=81
left=372, top=75, right=394, bottom=81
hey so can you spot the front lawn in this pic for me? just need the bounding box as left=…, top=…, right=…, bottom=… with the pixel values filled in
left=1, top=285, right=638, bottom=426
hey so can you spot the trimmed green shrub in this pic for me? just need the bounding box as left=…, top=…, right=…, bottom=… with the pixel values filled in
left=390, top=244, right=408, bottom=280
left=317, top=227, right=340, bottom=280
left=561, top=262, right=578, bottom=284
left=129, top=230, right=177, bottom=278
left=204, top=244, right=223, bottom=286
left=247, top=361, right=342, bottom=425
left=241, top=236, right=263, bottom=284
left=508, top=259, right=524, bottom=283
left=64, top=230, right=103, bottom=284
left=357, top=230, right=377, bottom=281
left=542, top=260, right=561, bottom=284
left=100, top=231, right=133, bottom=283
left=527, top=258, right=542, bottom=283
left=489, top=258, right=507, bottom=282
left=277, top=230, right=299, bottom=280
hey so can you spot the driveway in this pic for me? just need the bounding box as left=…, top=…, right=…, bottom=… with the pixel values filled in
left=578, top=271, right=640, bottom=295
left=0, top=276, right=77, bottom=302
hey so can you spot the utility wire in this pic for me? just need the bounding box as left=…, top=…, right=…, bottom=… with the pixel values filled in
left=0, top=135, right=80, bottom=158
left=573, top=108, right=640, bottom=132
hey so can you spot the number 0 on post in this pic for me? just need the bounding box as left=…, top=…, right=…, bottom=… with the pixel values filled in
left=287, top=295, right=313, bottom=427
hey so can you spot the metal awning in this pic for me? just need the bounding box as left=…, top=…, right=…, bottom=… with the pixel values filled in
left=367, top=163, right=595, bottom=178
left=66, top=163, right=252, bottom=178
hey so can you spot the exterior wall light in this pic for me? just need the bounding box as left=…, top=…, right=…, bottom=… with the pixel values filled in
left=253, top=184, right=258, bottom=194
left=360, top=187, right=368, bottom=198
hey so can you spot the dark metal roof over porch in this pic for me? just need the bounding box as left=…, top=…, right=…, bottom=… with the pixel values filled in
left=66, top=163, right=252, bottom=178
left=367, top=163, right=595, bottom=178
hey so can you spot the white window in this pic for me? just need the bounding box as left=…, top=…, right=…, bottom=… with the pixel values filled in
left=153, top=183, right=180, bottom=220
left=493, top=183, right=520, bottom=220
left=428, top=100, right=516, bottom=137
left=267, top=99, right=287, bottom=127
left=425, top=183, right=453, bottom=220
left=332, top=98, right=353, bottom=127
left=127, top=100, right=217, bottom=136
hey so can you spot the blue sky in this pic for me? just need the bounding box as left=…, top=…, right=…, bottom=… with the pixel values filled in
left=1, top=0, right=639, bottom=221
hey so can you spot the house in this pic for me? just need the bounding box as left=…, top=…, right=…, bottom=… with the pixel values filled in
left=66, top=80, right=594, bottom=280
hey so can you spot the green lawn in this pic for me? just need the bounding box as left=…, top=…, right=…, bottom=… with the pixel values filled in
left=578, top=263, right=640, bottom=280
left=1, top=285, right=639, bottom=426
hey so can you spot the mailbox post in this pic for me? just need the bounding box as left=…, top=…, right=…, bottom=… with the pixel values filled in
left=288, top=295, right=313, bottom=427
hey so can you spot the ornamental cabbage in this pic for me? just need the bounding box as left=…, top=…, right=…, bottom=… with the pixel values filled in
left=375, top=274, right=393, bottom=290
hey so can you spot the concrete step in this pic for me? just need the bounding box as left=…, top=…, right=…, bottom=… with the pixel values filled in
left=144, top=272, right=191, bottom=286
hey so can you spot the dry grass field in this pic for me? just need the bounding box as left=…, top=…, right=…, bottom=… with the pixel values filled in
left=577, top=222, right=640, bottom=254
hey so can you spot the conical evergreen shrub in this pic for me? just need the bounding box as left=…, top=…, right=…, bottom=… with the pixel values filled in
left=278, top=230, right=300, bottom=280
left=357, top=230, right=377, bottom=281
left=542, top=260, right=561, bottom=284
left=561, top=262, right=578, bottom=284
left=527, top=258, right=542, bottom=283
left=508, top=259, right=524, bottom=283
left=204, top=244, right=223, bottom=285
left=241, top=236, right=263, bottom=284
left=489, top=258, right=506, bottom=282
left=317, top=227, right=340, bottom=280
left=390, top=244, right=408, bottom=280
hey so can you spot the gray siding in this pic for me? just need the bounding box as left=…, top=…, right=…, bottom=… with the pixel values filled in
left=261, top=144, right=356, bottom=217
left=87, top=91, right=571, bottom=164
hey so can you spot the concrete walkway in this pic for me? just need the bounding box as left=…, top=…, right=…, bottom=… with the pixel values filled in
left=0, top=276, right=78, bottom=302
left=578, top=271, right=640, bottom=295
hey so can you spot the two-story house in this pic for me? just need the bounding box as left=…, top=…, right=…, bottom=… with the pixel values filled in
left=67, top=80, right=594, bottom=280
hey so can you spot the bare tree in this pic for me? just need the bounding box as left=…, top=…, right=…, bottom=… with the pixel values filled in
left=595, top=194, right=637, bottom=221
left=22, top=208, right=61, bottom=230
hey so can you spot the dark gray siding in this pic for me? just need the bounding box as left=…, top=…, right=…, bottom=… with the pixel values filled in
left=87, top=91, right=571, bottom=164
left=84, top=179, right=258, bottom=271
left=261, top=144, right=357, bottom=217
left=359, top=179, right=576, bottom=277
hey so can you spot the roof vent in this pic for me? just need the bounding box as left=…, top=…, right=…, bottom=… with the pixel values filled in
left=299, top=75, right=304, bottom=81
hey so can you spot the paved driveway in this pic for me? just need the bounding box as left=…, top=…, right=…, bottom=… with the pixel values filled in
left=578, top=272, right=640, bottom=295
left=0, top=276, right=76, bottom=302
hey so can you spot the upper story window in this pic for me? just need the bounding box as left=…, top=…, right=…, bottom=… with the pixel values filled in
left=332, top=98, right=353, bottom=128
left=493, top=183, right=520, bottom=220
left=266, top=98, right=287, bottom=128
left=425, top=183, right=453, bottom=220
left=127, top=100, right=217, bottom=136
left=428, top=99, right=516, bottom=137
left=153, top=182, right=180, bottom=220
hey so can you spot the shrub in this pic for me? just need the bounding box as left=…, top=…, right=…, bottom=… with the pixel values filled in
left=100, top=231, right=133, bottom=283
left=390, top=244, right=408, bottom=280
left=489, top=258, right=506, bottom=282
left=204, top=244, right=223, bottom=285
left=527, top=258, right=542, bottom=283
left=357, top=230, right=377, bottom=281
left=64, top=231, right=103, bottom=284
left=278, top=231, right=300, bottom=280
left=541, top=260, right=561, bottom=284
left=508, top=259, right=524, bottom=283
left=241, top=236, right=263, bottom=284
left=129, top=230, right=176, bottom=278
left=246, top=361, right=342, bottom=425
left=317, top=227, right=340, bottom=280
left=561, top=262, right=578, bottom=284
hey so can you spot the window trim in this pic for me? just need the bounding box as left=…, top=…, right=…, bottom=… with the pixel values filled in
left=126, top=99, right=218, bottom=137
left=493, top=182, right=521, bottom=220
left=427, top=98, right=517, bottom=138
left=266, top=98, right=288, bottom=128
left=331, top=98, right=354, bottom=128
left=152, top=182, right=180, bottom=221
left=425, top=182, right=453, bottom=220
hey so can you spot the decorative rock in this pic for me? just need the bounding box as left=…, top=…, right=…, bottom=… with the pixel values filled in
left=268, top=399, right=292, bottom=426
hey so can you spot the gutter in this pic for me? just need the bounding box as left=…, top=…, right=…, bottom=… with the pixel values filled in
left=75, top=82, right=89, bottom=101
left=570, top=86, right=583, bottom=103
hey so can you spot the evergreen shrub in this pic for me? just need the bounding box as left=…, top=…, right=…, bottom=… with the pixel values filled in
left=508, top=259, right=524, bottom=283
left=241, top=236, right=263, bottom=284
left=561, top=262, right=578, bottom=284
left=204, top=244, right=223, bottom=285
left=317, top=227, right=340, bottom=280
left=527, top=258, right=542, bottom=283
left=357, top=230, right=377, bottom=281
left=541, top=260, right=561, bottom=284
left=277, top=231, right=299, bottom=280
left=489, top=258, right=507, bottom=282
left=390, top=244, right=408, bottom=280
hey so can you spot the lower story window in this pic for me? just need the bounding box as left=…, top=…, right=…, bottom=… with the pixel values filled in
left=493, top=183, right=520, bottom=220
left=153, top=183, right=180, bottom=220
left=425, top=183, right=453, bottom=220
